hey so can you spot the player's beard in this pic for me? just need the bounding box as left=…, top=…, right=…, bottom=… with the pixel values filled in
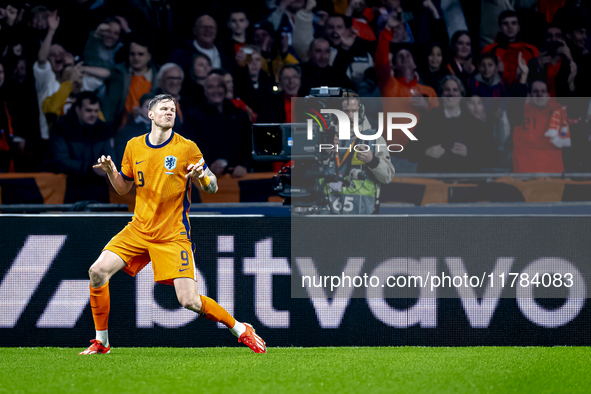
left=154, top=118, right=174, bottom=129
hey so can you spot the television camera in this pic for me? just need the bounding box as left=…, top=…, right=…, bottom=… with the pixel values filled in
left=252, top=87, right=354, bottom=214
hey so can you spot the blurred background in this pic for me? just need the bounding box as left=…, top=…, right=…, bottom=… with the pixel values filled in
left=1, top=1, right=590, bottom=347
left=0, top=0, right=591, bottom=213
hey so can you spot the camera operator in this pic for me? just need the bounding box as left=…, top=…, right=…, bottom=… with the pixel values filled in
left=326, top=93, right=395, bottom=214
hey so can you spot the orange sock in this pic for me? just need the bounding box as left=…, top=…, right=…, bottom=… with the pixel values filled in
left=90, top=282, right=110, bottom=331
left=199, top=295, right=236, bottom=328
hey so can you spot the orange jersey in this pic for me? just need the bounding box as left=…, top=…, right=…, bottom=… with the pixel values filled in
left=120, top=131, right=203, bottom=242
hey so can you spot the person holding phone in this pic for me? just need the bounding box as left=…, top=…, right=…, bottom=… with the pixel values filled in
left=526, top=24, right=577, bottom=97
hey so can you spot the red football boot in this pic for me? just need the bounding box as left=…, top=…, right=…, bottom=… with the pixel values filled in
left=78, top=339, right=111, bottom=355
left=238, top=323, right=266, bottom=353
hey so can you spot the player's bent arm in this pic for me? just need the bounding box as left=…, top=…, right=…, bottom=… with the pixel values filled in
left=107, top=171, right=134, bottom=195
left=94, top=155, right=134, bottom=195
left=194, top=167, right=218, bottom=194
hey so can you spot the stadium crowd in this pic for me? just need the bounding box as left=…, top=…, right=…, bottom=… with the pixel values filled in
left=1, top=0, right=591, bottom=202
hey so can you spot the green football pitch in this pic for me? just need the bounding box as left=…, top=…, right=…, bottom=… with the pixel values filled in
left=1, top=347, right=590, bottom=393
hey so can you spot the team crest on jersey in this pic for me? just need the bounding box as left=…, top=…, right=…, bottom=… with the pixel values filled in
left=164, top=155, right=177, bottom=170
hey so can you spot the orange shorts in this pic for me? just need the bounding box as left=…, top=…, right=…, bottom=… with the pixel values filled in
left=104, top=225, right=196, bottom=285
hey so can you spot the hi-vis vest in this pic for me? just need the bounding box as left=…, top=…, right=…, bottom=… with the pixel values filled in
left=321, top=135, right=379, bottom=215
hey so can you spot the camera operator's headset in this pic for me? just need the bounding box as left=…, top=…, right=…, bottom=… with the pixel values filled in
left=341, top=89, right=365, bottom=123
left=339, top=89, right=381, bottom=214
left=336, top=89, right=365, bottom=166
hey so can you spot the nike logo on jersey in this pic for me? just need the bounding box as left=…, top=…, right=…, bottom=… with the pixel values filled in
left=179, top=268, right=189, bottom=272
left=136, top=160, right=145, bottom=165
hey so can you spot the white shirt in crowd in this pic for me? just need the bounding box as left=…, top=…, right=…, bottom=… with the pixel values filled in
left=33, top=61, right=61, bottom=140
left=193, top=40, right=221, bottom=69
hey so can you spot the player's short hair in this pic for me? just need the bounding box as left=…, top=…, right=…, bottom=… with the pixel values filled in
left=148, top=94, right=177, bottom=111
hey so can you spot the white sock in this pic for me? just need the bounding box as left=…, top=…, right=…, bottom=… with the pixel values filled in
left=96, top=330, right=109, bottom=347
left=230, top=321, right=246, bottom=338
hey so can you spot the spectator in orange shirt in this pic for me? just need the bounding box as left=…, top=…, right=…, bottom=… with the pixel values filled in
left=375, top=14, right=438, bottom=149
left=376, top=15, right=437, bottom=102
left=115, top=92, right=154, bottom=168
left=511, top=80, right=567, bottom=173
left=101, top=36, right=159, bottom=127
left=508, top=56, right=569, bottom=173
left=482, top=10, right=539, bottom=86
left=345, top=0, right=376, bottom=42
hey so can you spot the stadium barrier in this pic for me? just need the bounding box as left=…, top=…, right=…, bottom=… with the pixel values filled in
left=0, top=214, right=589, bottom=347
left=3, top=173, right=591, bottom=209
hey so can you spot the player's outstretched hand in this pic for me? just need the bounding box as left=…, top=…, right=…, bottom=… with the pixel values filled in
left=93, top=155, right=116, bottom=174
left=185, top=163, right=205, bottom=179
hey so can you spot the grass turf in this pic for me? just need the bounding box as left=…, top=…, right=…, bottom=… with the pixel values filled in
left=1, top=347, right=590, bottom=393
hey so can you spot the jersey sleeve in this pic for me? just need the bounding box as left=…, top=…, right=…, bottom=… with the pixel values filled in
left=189, top=141, right=206, bottom=170
left=119, top=141, right=134, bottom=181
